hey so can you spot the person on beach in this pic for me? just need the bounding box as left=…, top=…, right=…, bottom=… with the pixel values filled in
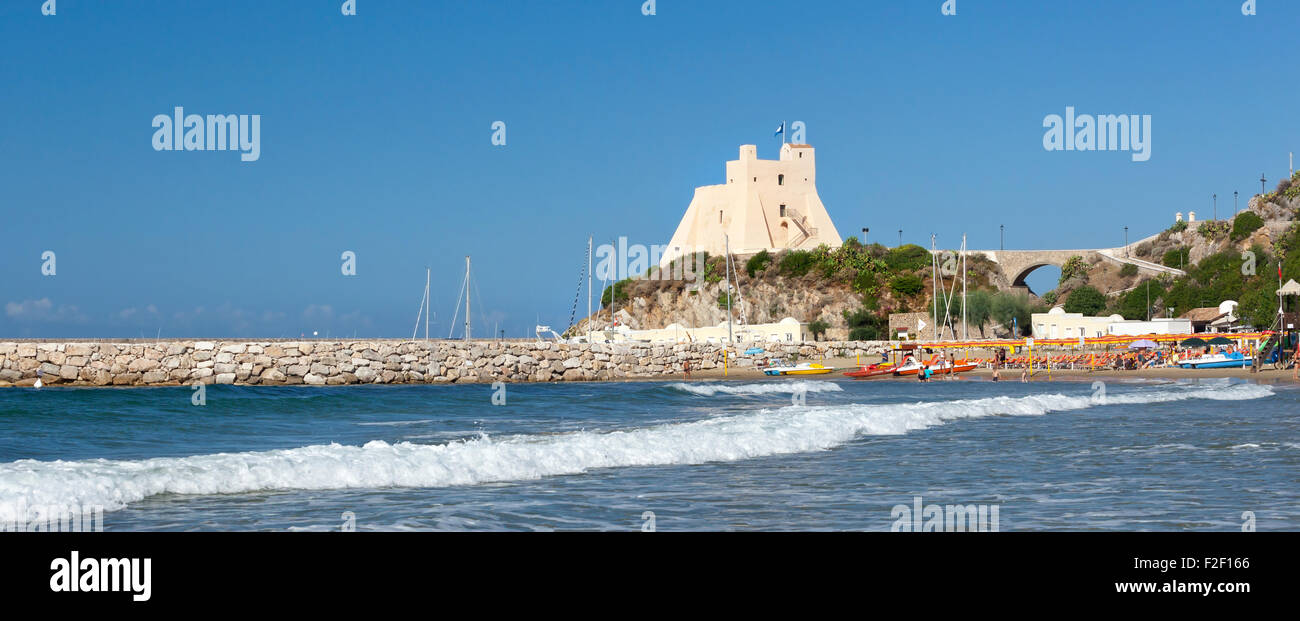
left=992, top=366, right=999, bottom=381
left=683, top=359, right=691, bottom=380
left=1020, top=367, right=1028, bottom=382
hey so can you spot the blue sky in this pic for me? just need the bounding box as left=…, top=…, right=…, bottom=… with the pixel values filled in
left=2, top=0, right=1296, bottom=338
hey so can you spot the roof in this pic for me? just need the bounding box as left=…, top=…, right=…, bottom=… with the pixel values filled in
left=785, top=144, right=812, bottom=148
left=1279, top=279, right=1300, bottom=296
left=1180, top=307, right=1225, bottom=322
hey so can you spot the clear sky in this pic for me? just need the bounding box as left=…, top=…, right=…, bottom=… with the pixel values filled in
left=2, top=0, right=1296, bottom=338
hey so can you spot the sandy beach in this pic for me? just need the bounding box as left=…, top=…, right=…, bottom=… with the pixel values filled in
left=682, top=356, right=1300, bottom=385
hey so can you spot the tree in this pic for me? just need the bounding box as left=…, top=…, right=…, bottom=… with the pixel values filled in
left=991, top=291, right=1034, bottom=336
left=964, top=289, right=995, bottom=337
left=1231, top=211, right=1265, bottom=241
left=843, top=308, right=887, bottom=341
left=808, top=320, right=830, bottom=341
left=1063, top=285, right=1106, bottom=316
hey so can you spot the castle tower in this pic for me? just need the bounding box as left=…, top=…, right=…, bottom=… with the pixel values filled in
left=659, top=144, right=843, bottom=267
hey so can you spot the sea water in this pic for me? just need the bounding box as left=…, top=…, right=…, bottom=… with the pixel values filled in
left=0, top=377, right=1294, bottom=531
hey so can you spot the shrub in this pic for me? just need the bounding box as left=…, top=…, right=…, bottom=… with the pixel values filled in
left=884, top=244, right=931, bottom=272
left=1198, top=220, right=1230, bottom=240
left=778, top=250, right=816, bottom=277
left=1231, top=210, right=1265, bottom=241
left=843, top=308, right=887, bottom=341
left=1167, top=220, right=1188, bottom=233
left=890, top=273, right=924, bottom=297
left=1059, top=255, right=1088, bottom=285
left=745, top=250, right=772, bottom=277
left=601, top=279, right=632, bottom=307
left=1063, top=285, right=1106, bottom=316
left=1119, top=263, right=1138, bottom=277
left=1162, top=247, right=1189, bottom=269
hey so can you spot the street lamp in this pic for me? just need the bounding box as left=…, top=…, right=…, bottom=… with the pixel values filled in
left=1234, top=191, right=1239, bottom=217
left=1212, top=193, right=1217, bottom=221
left=861, top=227, right=869, bottom=244
left=898, top=229, right=902, bottom=247
left=1124, top=226, right=1129, bottom=257
left=1000, top=224, right=1004, bottom=250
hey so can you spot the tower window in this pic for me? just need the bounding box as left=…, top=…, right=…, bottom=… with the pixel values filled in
left=778, top=174, right=784, bottom=186
left=719, top=210, right=723, bottom=223
left=779, top=204, right=787, bottom=217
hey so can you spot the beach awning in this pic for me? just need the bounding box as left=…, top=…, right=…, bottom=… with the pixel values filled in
left=1279, top=279, right=1300, bottom=296
left=1180, top=337, right=1207, bottom=347
left=1206, top=336, right=1234, bottom=345
left=1128, top=339, right=1158, bottom=349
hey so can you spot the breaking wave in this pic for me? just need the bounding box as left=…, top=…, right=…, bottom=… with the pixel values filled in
left=0, top=382, right=1273, bottom=522
left=666, top=381, right=843, bottom=396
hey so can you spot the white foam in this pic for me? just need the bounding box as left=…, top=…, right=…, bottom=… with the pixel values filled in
left=666, top=381, right=843, bottom=396
left=0, top=382, right=1274, bottom=522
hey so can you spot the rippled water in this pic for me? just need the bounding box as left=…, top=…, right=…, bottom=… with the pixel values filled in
left=0, top=377, right=1295, bottom=531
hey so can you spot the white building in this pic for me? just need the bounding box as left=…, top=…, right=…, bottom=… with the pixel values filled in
left=588, top=318, right=808, bottom=345
left=659, top=143, right=843, bottom=268
left=1032, top=306, right=1192, bottom=339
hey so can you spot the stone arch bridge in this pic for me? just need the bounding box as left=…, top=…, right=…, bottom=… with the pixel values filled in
left=935, top=247, right=1186, bottom=293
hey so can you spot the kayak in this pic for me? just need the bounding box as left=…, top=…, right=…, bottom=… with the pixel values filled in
left=893, top=358, right=977, bottom=376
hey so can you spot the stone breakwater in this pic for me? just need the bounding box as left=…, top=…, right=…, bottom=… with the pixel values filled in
left=0, top=340, right=892, bottom=387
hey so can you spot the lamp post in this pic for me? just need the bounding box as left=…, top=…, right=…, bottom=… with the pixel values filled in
left=898, top=229, right=902, bottom=247
left=1124, top=226, right=1129, bottom=257
left=1234, top=191, right=1239, bottom=217
left=861, top=227, right=869, bottom=244
left=1000, top=224, right=1004, bottom=250
left=1213, top=193, right=1217, bottom=221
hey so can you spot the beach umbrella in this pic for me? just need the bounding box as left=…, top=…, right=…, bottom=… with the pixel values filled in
left=1180, top=337, right=1207, bottom=347
left=1128, top=339, right=1158, bottom=349
left=1206, top=336, right=1234, bottom=345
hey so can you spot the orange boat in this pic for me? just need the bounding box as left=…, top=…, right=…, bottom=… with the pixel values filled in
left=843, top=363, right=895, bottom=379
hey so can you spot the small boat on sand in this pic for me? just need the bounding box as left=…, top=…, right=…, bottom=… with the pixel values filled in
left=843, top=363, right=895, bottom=379
left=764, top=362, right=834, bottom=376
left=1178, top=352, right=1252, bottom=369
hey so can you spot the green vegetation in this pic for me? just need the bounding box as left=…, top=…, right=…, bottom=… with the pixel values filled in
left=1166, top=220, right=1188, bottom=234
left=843, top=307, right=888, bottom=341
left=1042, top=290, right=1058, bottom=306
left=1198, top=220, right=1229, bottom=240
left=1231, top=211, right=1265, bottom=241
left=884, top=244, right=931, bottom=272
left=890, top=273, right=924, bottom=297
left=1162, top=247, right=1189, bottom=269
left=717, top=290, right=734, bottom=309
left=964, top=289, right=995, bottom=337
left=991, top=291, right=1040, bottom=337
left=745, top=250, right=772, bottom=277
left=1111, top=279, right=1166, bottom=320
left=1064, top=285, right=1106, bottom=316
left=807, top=320, right=830, bottom=341
left=600, top=279, right=632, bottom=307
left=1119, top=263, right=1138, bottom=277
left=1059, top=255, right=1088, bottom=285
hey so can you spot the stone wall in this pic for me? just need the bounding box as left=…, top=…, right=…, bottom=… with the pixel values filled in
left=0, top=340, right=892, bottom=387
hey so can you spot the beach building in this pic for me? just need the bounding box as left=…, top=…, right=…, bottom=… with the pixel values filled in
left=659, top=143, right=843, bottom=268
left=1031, top=306, right=1192, bottom=339
left=1178, top=300, right=1240, bottom=333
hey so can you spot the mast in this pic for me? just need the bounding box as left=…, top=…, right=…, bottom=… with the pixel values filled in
left=725, top=234, right=733, bottom=344
left=961, top=233, right=967, bottom=341
left=587, top=235, right=593, bottom=344
left=464, top=255, right=471, bottom=341
left=425, top=267, right=430, bottom=342
left=931, top=234, right=938, bottom=341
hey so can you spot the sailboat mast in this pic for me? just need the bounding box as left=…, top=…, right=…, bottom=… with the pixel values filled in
left=464, top=255, right=471, bottom=341
left=587, top=235, right=593, bottom=344
left=931, top=234, right=938, bottom=341
left=961, top=233, right=967, bottom=341
left=725, top=234, right=733, bottom=344
left=425, top=267, right=431, bottom=342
